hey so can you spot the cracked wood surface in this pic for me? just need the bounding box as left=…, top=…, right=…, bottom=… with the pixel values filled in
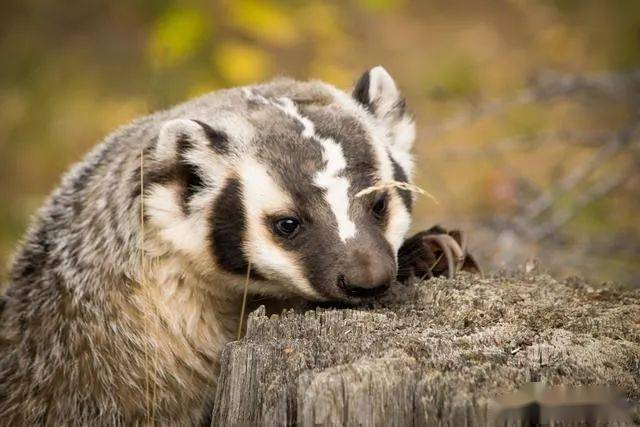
left=212, top=273, right=640, bottom=426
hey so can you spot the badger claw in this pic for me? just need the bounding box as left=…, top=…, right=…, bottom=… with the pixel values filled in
left=397, top=226, right=481, bottom=282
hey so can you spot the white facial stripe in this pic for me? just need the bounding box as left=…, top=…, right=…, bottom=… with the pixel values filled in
left=385, top=192, right=412, bottom=255
left=243, top=89, right=357, bottom=242
left=313, top=138, right=356, bottom=241
left=238, top=157, right=320, bottom=299
left=322, top=84, right=414, bottom=254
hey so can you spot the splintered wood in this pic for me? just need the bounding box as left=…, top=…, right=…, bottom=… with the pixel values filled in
left=212, top=273, right=640, bottom=426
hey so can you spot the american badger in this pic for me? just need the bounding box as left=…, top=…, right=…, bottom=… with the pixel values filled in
left=0, top=66, right=478, bottom=425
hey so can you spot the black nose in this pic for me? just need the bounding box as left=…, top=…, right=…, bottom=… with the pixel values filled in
left=336, top=274, right=390, bottom=298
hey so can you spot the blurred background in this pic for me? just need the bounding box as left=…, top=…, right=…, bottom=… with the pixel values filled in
left=1, top=0, right=639, bottom=286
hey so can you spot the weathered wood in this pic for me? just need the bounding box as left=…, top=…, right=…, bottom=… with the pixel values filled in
left=212, top=273, right=640, bottom=425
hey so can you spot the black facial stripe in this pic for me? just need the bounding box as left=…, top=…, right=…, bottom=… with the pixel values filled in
left=353, top=70, right=372, bottom=112
left=210, top=178, right=264, bottom=279
left=210, top=178, right=246, bottom=273
left=389, top=153, right=412, bottom=212
left=191, top=120, right=229, bottom=154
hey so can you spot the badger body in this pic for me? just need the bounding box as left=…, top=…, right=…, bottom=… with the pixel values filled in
left=0, top=67, right=468, bottom=425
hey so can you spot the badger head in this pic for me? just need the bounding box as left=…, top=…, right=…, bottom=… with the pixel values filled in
left=145, top=66, right=416, bottom=302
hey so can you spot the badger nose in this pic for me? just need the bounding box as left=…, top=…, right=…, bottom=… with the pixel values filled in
left=336, top=274, right=391, bottom=298
left=337, top=244, right=396, bottom=298
left=336, top=256, right=395, bottom=298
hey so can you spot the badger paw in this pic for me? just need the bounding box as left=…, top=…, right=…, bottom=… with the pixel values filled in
left=397, top=225, right=481, bottom=282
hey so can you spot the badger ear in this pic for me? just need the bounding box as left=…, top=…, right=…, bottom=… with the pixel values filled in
left=144, top=118, right=231, bottom=255
left=353, top=65, right=400, bottom=113
left=352, top=66, right=415, bottom=153
left=155, top=118, right=228, bottom=163
left=149, top=118, right=230, bottom=217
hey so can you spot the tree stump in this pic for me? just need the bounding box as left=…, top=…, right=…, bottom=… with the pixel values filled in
left=212, top=273, right=640, bottom=425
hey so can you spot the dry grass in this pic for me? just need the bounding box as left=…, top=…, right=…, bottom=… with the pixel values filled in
left=355, top=181, right=439, bottom=205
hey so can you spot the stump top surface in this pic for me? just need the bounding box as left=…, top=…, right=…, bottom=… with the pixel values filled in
left=214, top=273, right=640, bottom=425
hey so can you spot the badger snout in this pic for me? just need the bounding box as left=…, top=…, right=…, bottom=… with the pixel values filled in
left=336, top=247, right=396, bottom=298
left=336, top=274, right=390, bottom=297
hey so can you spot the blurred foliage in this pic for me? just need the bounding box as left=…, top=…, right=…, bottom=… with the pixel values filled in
left=1, top=0, right=639, bottom=285
left=148, top=7, right=209, bottom=68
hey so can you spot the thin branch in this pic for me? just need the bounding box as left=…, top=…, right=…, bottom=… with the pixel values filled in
left=424, top=69, right=640, bottom=140
left=423, top=90, right=535, bottom=140
left=530, top=167, right=637, bottom=241
left=529, top=69, right=640, bottom=102
left=521, top=124, right=638, bottom=223
left=442, top=130, right=618, bottom=161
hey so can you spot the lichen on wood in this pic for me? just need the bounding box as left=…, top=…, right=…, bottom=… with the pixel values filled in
left=212, top=273, right=640, bottom=425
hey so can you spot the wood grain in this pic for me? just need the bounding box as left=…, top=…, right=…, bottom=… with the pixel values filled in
left=212, top=273, right=640, bottom=425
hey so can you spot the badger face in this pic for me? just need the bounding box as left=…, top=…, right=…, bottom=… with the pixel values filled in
left=146, top=66, right=416, bottom=302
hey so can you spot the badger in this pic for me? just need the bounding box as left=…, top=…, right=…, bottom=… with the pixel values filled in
left=0, top=66, right=479, bottom=425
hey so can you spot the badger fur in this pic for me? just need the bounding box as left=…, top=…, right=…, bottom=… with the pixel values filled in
left=0, top=66, right=477, bottom=425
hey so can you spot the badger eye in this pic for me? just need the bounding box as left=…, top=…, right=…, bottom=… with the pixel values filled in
left=372, top=194, right=388, bottom=219
left=272, top=217, right=301, bottom=239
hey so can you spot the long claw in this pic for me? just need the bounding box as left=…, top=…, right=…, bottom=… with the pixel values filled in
left=439, top=234, right=466, bottom=272
left=448, top=230, right=467, bottom=254
left=423, top=234, right=463, bottom=278
left=449, top=230, right=482, bottom=274
left=397, top=226, right=481, bottom=283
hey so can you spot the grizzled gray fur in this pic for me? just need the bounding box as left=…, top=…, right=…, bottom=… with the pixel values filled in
left=0, top=67, right=478, bottom=425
